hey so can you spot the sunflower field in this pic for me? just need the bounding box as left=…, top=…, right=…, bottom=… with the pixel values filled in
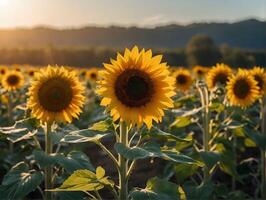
left=0, top=46, right=266, bottom=200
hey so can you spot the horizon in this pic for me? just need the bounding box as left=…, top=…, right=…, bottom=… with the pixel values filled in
left=0, top=0, right=265, bottom=28
left=0, top=17, right=264, bottom=30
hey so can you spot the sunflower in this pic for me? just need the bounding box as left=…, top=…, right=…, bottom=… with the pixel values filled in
left=86, top=68, right=99, bottom=82
left=206, top=63, right=233, bottom=89
left=27, top=66, right=85, bottom=123
left=173, top=68, right=193, bottom=92
left=0, top=66, right=7, bottom=76
left=250, top=67, right=266, bottom=96
left=97, top=46, right=175, bottom=129
left=226, top=69, right=259, bottom=107
left=27, top=68, right=37, bottom=77
left=192, top=66, right=209, bottom=78
left=1, top=70, right=25, bottom=91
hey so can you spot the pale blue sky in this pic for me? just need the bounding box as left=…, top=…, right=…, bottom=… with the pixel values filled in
left=0, top=0, right=265, bottom=28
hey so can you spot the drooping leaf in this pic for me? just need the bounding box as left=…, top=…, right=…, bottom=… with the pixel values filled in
left=0, top=118, right=40, bottom=143
left=61, top=129, right=110, bottom=144
left=89, top=119, right=113, bottom=132
left=33, top=150, right=94, bottom=173
left=0, top=162, right=43, bottom=200
left=51, top=167, right=113, bottom=192
left=150, top=126, right=192, bottom=142
left=183, top=181, right=214, bottom=200
left=130, top=177, right=181, bottom=200
left=243, top=127, right=266, bottom=150
left=115, top=142, right=199, bottom=165
left=171, top=117, right=192, bottom=128
left=199, top=151, right=221, bottom=169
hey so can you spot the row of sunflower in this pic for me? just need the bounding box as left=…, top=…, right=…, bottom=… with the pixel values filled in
left=0, top=47, right=265, bottom=199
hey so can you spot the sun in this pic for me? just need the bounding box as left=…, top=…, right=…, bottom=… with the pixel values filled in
left=0, top=0, right=9, bottom=7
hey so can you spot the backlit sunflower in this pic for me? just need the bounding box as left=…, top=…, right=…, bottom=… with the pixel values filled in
left=1, top=70, right=25, bottom=91
left=97, top=46, right=175, bottom=129
left=0, top=66, right=7, bottom=76
left=27, top=66, right=85, bottom=123
left=86, top=68, right=99, bottom=82
left=206, top=63, right=233, bottom=89
left=250, top=67, right=266, bottom=96
left=173, top=68, right=193, bottom=92
left=226, top=69, right=259, bottom=107
left=192, top=66, right=209, bottom=79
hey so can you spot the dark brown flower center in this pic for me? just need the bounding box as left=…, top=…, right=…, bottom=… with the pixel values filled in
left=197, top=69, right=203, bottom=75
left=29, top=71, right=35, bottom=76
left=254, top=75, right=263, bottom=91
left=115, top=69, right=154, bottom=107
left=233, top=78, right=250, bottom=99
left=176, top=74, right=187, bottom=85
left=38, top=78, right=73, bottom=112
left=7, top=75, right=19, bottom=86
left=0, top=69, right=5, bottom=75
left=213, top=73, right=228, bottom=86
left=90, top=73, right=97, bottom=80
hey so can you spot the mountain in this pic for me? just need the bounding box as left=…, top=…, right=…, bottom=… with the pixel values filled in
left=0, top=19, right=265, bottom=49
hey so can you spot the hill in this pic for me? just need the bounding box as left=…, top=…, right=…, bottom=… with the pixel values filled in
left=0, top=19, right=265, bottom=49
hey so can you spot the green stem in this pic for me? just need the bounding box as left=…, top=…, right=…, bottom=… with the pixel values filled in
left=261, top=97, right=266, bottom=200
left=45, top=123, right=53, bottom=200
left=232, top=135, right=237, bottom=191
left=118, top=121, right=128, bottom=200
left=7, top=93, right=14, bottom=153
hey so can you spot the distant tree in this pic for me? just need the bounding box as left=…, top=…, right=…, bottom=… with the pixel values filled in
left=185, top=35, right=221, bottom=66
left=220, top=44, right=256, bottom=68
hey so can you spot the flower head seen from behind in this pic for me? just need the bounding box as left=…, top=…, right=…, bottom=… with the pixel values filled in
left=174, top=68, right=193, bottom=92
left=1, top=70, right=25, bottom=91
left=27, top=66, right=85, bottom=124
left=206, top=63, right=233, bottom=89
left=226, top=69, right=259, bottom=108
left=97, top=46, right=175, bottom=129
left=250, top=67, right=266, bottom=96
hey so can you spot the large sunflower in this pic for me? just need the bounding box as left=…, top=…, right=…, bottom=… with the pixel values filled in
left=97, top=46, right=175, bottom=129
left=173, top=68, right=193, bottom=92
left=250, top=67, right=266, bottom=96
left=206, top=63, right=233, bottom=89
left=226, top=70, right=259, bottom=107
left=1, top=70, right=25, bottom=91
left=27, top=66, right=85, bottom=123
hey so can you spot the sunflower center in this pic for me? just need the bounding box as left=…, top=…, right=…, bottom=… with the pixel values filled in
left=0, top=69, right=5, bottom=75
left=90, top=73, right=97, bottom=80
left=29, top=71, right=34, bottom=76
left=233, top=78, right=250, bottom=99
left=176, top=74, right=187, bottom=85
left=38, top=78, right=73, bottom=112
left=254, top=75, right=263, bottom=91
left=115, top=69, right=154, bottom=107
left=7, top=75, right=19, bottom=86
left=197, top=70, right=203, bottom=75
left=213, top=73, right=228, bottom=85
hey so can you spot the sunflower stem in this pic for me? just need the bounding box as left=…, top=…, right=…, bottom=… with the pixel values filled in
left=118, top=121, right=128, bottom=200
left=261, top=97, right=266, bottom=200
left=45, top=123, right=53, bottom=200
left=7, top=93, right=14, bottom=153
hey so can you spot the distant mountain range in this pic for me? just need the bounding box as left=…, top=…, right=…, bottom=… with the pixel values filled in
left=0, top=19, right=265, bottom=49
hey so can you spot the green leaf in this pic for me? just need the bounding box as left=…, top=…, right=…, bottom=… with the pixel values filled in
left=170, top=117, right=192, bottom=128
left=0, top=118, right=39, bottom=143
left=115, top=142, right=199, bottom=165
left=51, top=167, right=113, bottom=192
left=61, top=129, right=110, bottom=144
left=131, top=177, right=180, bottom=200
left=244, top=138, right=256, bottom=147
left=175, top=164, right=199, bottom=184
left=33, top=150, right=94, bottom=173
left=199, top=151, right=221, bottom=169
left=243, top=127, right=266, bottom=150
left=150, top=126, right=192, bottom=142
left=183, top=181, right=214, bottom=200
left=89, top=119, right=113, bottom=132
left=0, top=162, right=43, bottom=200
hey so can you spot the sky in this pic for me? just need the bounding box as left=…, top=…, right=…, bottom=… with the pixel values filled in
left=0, top=0, right=265, bottom=28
